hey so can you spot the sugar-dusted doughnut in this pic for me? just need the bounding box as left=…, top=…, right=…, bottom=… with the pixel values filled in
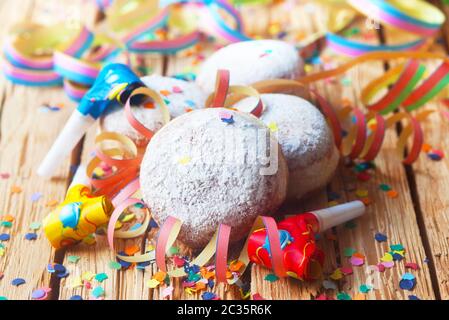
left=196, top=40, right=303, bottom=94
left=140, top=108, right=288, bottom=248
left=100, top=75, right=207, bottom=146
left=235, top=94, right=339, bottom=201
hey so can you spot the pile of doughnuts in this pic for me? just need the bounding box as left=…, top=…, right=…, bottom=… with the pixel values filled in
left=102, top=40, right=339, bottom=248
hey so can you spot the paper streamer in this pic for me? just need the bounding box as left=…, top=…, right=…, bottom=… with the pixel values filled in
left=103, top=50, right=449, bottom=281
left=324, top=0, right=446, bottom=56
left=2, top=0, right=250, bottom=100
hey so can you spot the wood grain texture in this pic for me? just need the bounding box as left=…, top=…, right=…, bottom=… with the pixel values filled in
left=382, top=20, right=449, bottom=299
left=58, top=52, right=165, bottom=300
left=321, top=23, right=435, bottom=299
left=0, top=0, right=447, bottom=301
left=0, top=0, right=92, bottom=300
left=249, top=2, right=339, bottom=301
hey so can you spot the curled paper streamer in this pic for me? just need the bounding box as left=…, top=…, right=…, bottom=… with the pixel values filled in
left=324, top=0, right=446, bottom=56
left=101, top=57, right=449, bottom=281
left=2, top=0, right=249, bottom=100
left=206, top=69, right=265, bottom=117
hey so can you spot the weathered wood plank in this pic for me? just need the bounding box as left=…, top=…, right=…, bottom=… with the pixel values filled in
left=382, top=20, right=449, bottom=298
left=0, top=0, right=91, bottom=300
left=58, top=52, right=165, bottom=300
left=320, top=22, right=436, bottom=299
left=249, top=2, right=339, bottom=300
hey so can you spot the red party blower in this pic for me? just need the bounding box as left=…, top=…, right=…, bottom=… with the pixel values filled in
left=247, top=201, right=365, bottom=280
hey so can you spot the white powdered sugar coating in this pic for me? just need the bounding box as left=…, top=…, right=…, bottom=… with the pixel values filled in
left=101, top=75, right=207, bottom=146
left=101, top=104, right=165, bottom=147
left=234, top=94, right=340, bottom=201
left=196, top=40, right=303, bottom=94
left=141, top=74, right=207, bottom=118
left=140, top=108, right=288, bottom=248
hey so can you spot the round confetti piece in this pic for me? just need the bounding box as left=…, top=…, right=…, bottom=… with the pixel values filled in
left=108, top=261, right=122, bottom=270
left=95, top=273, right=108, bottom=283
left=386, top=190, right=399, bottom=198
left=92, top=286, right=105, bottom=298
left=11, top=278, right=26, bottom=286
left=29, top=222, right=41, bottom=230
left=0, top=296, right=7, bottom=300
left=399, top=279, right=416, bottom=291
left=350, top=256, right=365, bottom=267
left=381, top=253, right=393, bottom=262
left=162, top=286, right=174, bottom=298
left=25, top=233, right=38, bottom=241
left=0, top=233, right=11, bottom=241
left=70, top=295, right=83, bottom=300
left=390, top=244, right=405, bottom=251
left=264, top=274, right=279, bottom=282
left=67, top=255, right=80, bottom=264
left=252, top=293, right=265, bottom=300
left=0, top=172, right=10, bottom=179
left=343, top=247, right=356, bottom=257
left=53, top=264, right=66, bottom=273
left=30, top=193, right=43, bottom=202
left=31, top=289, right=47, bottom=300
left=381, top=261, right=395, bottom=268
left=147, top=278, right=160, bottom=289
left=428, top=152, right=442, bottom=161
left=392, top=253, right=404, bottom=261
left=1, top=221, right=12, bottom=228
left=405, top=262, right=420, bottom=271
left=201, top=292, right=216, bottom=300
left=336, top=292, right=351, bottom=300
left=341, top=267, right=353, bottom=275
left=359, top=284, right=372, bottom=293
left=408, top=295, right=420, bottom=300
left=374, top=232, right=388, bottom=242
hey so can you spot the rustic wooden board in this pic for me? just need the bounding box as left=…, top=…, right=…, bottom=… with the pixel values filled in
left=1, top=0, right=447, bottom=301
left=382, top=19, right=449, bottom=299
left=0, top=0, right=91, bottom=300
left=249, top=2, right=339, bottom=300
left=324, top=28, right=435, bottom=299
left=58, top=51, right=165, bottom=300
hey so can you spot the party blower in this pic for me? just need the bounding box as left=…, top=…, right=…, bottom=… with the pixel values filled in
left=37, top=63, right=145, bottom=177
left=247, top=201, right=365, bottom=280
left=43, top=166, right=113, bottom=249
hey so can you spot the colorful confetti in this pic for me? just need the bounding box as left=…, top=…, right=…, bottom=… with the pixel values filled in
left=264, top=274, right=279, bottom=282
left=375, top=233, right=388, bottom=242
left=11, top=278, right=26, bottom=286
left=399, top=273, right=416, bottom=291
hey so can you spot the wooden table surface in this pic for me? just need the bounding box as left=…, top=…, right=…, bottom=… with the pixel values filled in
left=1, top=0, right=449, bottom=300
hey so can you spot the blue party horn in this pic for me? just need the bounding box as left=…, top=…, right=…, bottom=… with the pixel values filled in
left=38, top=63, right=144, bottom=177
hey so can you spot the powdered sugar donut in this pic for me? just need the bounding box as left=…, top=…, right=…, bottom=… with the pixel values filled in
left=141, top=74, right=207, bottom=117
left=196, top=40, right=303, bottom=94
left=234, top=94, right=339, bottom=201
left=100, top=75, right=207, bottom=146
left=140, top=108, right=288, bottom=248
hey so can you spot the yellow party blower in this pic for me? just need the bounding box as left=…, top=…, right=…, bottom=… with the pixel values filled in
left=43, top=167, right=113, bottom=249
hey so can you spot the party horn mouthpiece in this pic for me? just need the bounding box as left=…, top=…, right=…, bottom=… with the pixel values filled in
left=312, top=200, right=366, bottom=231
